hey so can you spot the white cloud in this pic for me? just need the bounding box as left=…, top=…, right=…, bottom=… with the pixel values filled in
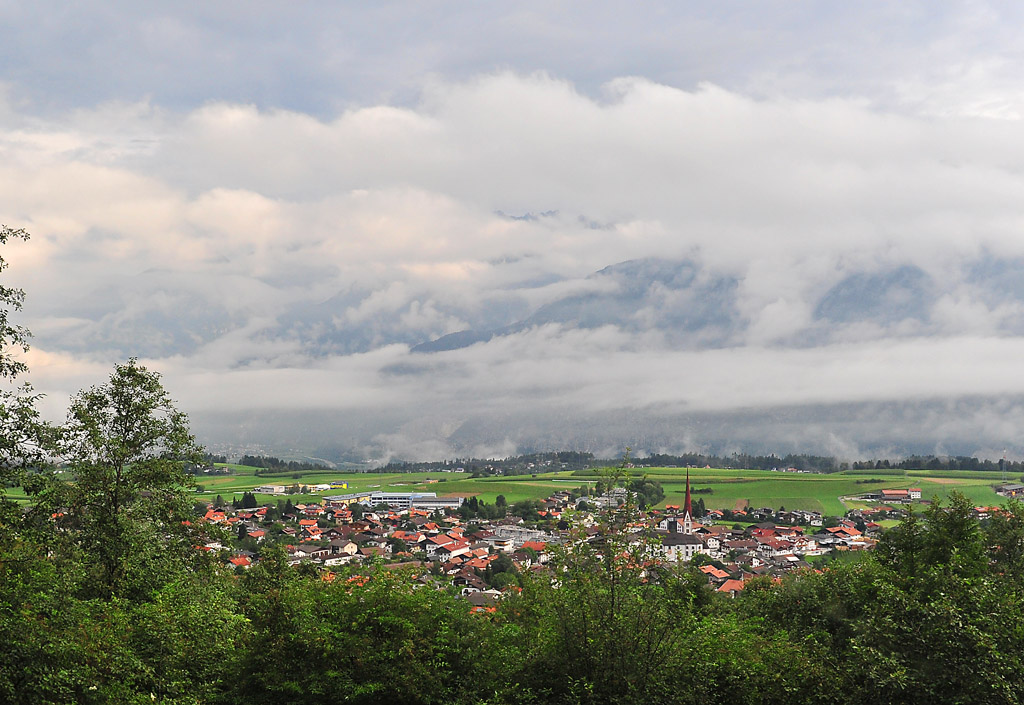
left=6, top=69, right=1024, bottom=457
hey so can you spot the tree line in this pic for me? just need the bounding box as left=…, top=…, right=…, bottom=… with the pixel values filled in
left=387, top=449, right=1024, bottom=477
left=238, top=454, right=331, bottom=474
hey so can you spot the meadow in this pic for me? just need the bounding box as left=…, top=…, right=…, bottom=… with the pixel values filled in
left=192, top=463, right=1014, bottom=515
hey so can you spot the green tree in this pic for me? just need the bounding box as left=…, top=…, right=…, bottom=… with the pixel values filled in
left=232, top=567, right=498, bottom=704
left=986, top=498, right=1024, bottom=577
left=746, top=493, right=1024, bottom=704
left=39, top=359, right=204, bottom=599
left=628, top=477, right=665, bottom=509
left=0, top=226, right=49, bottom=528
left=0, top=225, right=30, bottom=383
left=511, top=499, right=541, bottom=520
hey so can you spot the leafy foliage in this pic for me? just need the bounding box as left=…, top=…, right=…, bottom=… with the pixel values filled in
left=31, top=360, right=205, bottom=600
left=745, top=492, right=1024, bottom=704
left=0, top=225, right=30, bottom=382
left=232, top=562, right=500, bottom=705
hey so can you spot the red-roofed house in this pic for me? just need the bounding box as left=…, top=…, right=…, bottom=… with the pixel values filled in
left=699, top=565, right=730, bottom=581
left=425, top=534, right=456, bottom=557
left=881, top=489, right=910, bottom=503
left=717, top=579, right=745, bottom=598
left=436, top=540, right=472, bottom=561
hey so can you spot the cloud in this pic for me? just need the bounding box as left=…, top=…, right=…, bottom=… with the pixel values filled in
left=6, top=70, right=1024, bottom=459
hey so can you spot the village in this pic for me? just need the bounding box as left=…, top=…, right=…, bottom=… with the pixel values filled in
left=193, top=472, right=1011, bottom=603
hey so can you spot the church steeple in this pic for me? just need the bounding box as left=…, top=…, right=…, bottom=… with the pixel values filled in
left=684, top=468, right=692, bottom=518
left=683, top=468, right=693, bottom=534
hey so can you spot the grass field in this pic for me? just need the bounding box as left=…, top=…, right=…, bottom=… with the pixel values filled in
left=192, top=464, right=591, bottom=506
left=183, top=463, right=1014, bottom=516
left=8, top=463, right=1012, bottom=516
left=653, top=468, right=1007, bottom=515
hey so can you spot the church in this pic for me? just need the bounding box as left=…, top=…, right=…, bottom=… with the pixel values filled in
left=659, top=470, right=707, bottom=562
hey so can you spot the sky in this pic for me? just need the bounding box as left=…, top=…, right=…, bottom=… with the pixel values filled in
left=5, top=1, right=1024, bottom=463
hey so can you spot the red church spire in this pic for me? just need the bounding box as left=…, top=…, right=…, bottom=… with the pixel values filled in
left=684, top=468, right=692, bottom=518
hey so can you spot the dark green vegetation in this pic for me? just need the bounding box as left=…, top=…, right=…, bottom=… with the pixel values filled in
left=381, top=450, right=1024, bottom=477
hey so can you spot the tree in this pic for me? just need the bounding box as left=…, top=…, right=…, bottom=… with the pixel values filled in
left=39, top=359, right=204, bottom=599
left=628, top=476, right=665, bottom=509
left=0, top=225, right=30, bottom=382
left=986, top=498, right=1024, bottom=577
left=0, top=226, right=48, bottom=522
left=511, top=499, right=541, bottom=520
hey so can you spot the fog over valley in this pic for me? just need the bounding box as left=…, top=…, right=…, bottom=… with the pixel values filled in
left=5, top=2, right=1024, bottom=462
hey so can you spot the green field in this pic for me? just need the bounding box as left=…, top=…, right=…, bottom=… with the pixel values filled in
left=649, top=467, right=1004, bottom=515
left=186, top=463, right=1013, bottom=516
left=7, top=463, right=1011, bottom=515
left=193, top=464, right=591, bottom=506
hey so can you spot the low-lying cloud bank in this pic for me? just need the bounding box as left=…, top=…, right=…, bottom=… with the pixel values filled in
left=6, top=72, right=1024, bottom=461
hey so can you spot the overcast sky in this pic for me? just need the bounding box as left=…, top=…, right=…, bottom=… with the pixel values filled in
left=4, top=1, right=1024, bottom=462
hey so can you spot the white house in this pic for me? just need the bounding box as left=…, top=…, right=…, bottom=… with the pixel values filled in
left=661, top=533, right=706, bottom=562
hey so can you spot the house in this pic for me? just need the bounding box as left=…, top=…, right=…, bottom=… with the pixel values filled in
left=425, top=534, right=456, bottom=557
left=734, top=553, right=762, bottom=569
left=723, top=539, right=757, bottom=554
left=699, top=565, right=730, bottom=582
left=699, top=534, right=721, bottom=555
left=826, top=526, right=862, bottom=540
left=436, top=540, right=472, bottom=561
left=256, top=485, right=287, bottom=495
left=661, top=532, right=706, bottom=562
left=996, top=483, right=1024, bottom=498
left=455, top=572, right=489, bottom=593
left=329, top=539, right=359, bottom=555
left=484, top=536, right=515, bottom=553
left=880, top=489, right=910, bottom=503
left=717, top=579, right=746, bottom=598
left=391, top=530, right=426, bottom=547
left=756, top=537, right=794, bottom=559
left=466, top=591, right=501, bottom=608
